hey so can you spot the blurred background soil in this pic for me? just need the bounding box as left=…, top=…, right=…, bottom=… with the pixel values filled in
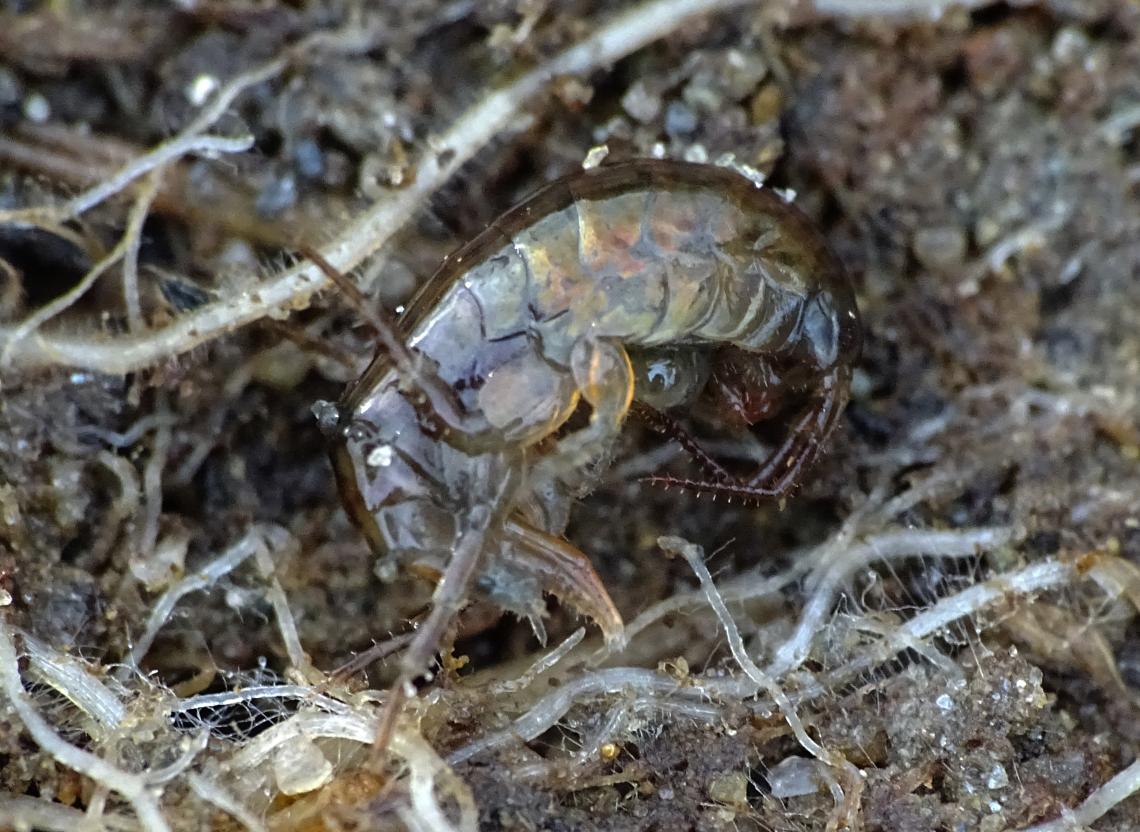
left=1, top=1, right=1139, bottom=830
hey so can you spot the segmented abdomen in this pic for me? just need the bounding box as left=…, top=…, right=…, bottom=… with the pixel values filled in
left=339, top=159, right=855, bottom=447
left=399, top=161, right=846, bottom=385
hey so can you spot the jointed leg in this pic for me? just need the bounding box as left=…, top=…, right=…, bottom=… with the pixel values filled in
left=373, top=461, right=516, bottom=752
left=499, top=338, right=631, bottom=645
left=745, top=365, right=849, bottom=494
left=563, top=337, right=635, bottom=465
left=630, top=400, right=735, bottom=483
left=499, top=516, right=624, bottom=648
left=644, top=366, right=851, bottom=504
left=529, top=337, right=635, bottom=495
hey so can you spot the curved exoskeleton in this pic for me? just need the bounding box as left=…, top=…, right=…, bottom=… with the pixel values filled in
left=320, top=159, right=861, bottom=681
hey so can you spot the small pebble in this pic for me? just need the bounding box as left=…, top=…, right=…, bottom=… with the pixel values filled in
left=622, top=80, right=661, bottom=123
left=768, top=756, right=821, bottom=798
left=665, top=101, right=698, bottom=136
left=707, top=771, right=747, bottom=807
left=294, top=138, right=325, bottom=180
left=23, top=92, right=50, bottom=123
left=913, top=226, right=968, bottom=271
left=256, top=173, right=297, bottom=218
left=986, top=763, right=1009, bottom=790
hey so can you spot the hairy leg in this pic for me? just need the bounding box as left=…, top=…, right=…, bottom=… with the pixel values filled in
left=374, top=456, right=517, bottom=752
left=495, top=337, right=633, bottom=643
left=495, top=516, right=624, bottom=648
left=630, top=400, right=735, bottom=483
left=526, top=337, right=635, bottom=521
left=644, top=365, right=850, bottom=504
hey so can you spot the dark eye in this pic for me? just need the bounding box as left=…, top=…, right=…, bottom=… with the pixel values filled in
left=630, top=348, right=711, bottom=409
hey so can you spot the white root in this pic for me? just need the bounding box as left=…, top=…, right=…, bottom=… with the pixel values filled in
left=250, top=527, right=315, bottom=679
left=611, top=484, right=891, bottom=654
left=80, top=785, right=109, bottom=832
left=0, top=0, right=763, bottom=373
left=227, top=710, right=477, bottom=832
left=614, top=553, right=804, bottom=649
left=22, top=633, right=126, bottom=737
left=0, top=623, right=172, bottom=832
left=1019, top=756, right=1140, bottom=832
left=794, top=557, right=1081, bottom=709
left=171, top=684, right=351, bottom=718
left=121, top=169, right=161, bottom=331
left=2, top=539, right=1111, bottom=832
left=0, top=796, right=135, bottom=832
left=490, top=627, right=586, bottom=695
left=187, top=773, right=268, bottom=832
left=123, top=525, right=265, bottom=673
left=123, top=523, right=311, bottom=679
left=0, top=129, right=249, bottom=368
left=612, top=521, right=1012, bottom=667
left=447, top=667, right=729, bottom=765
left=659, top=535, right=862, bottom=820
left=137, top=404, right=172, bottom=567
left=0, top=55, right=281, bottom=230
left=399, top=728, right=478, bottom=832
left=78, top=414, right=176, bottom=448
left=1, top=183, right=153, bottom=368
left=767, top=526, right=1017, bottom=678
left=812, top=0, right=1011, bottom=18
left=145, top=733, right=209, bottom=786
left=451, top=544, right=1093, bottom=788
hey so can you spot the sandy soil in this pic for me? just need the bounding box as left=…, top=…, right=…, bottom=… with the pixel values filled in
left=1, top=1, right=1139, bottom=830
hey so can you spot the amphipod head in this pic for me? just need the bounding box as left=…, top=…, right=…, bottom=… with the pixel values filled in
left=318, top=375, right=458, bottom=573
